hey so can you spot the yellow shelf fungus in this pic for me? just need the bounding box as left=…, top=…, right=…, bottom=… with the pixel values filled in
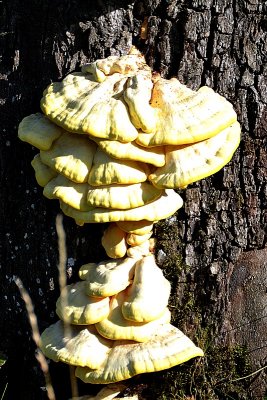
left=41, top=72, right=139, bottom=142
left=40, top=253, right=204, bottom=385
left=122, top=255, right=171, bottom=323
left=95, top=291, right=171, bottom=342
left=18, top=113, right=62, bottom=150
left=43, top=175, right=90, bottom=211
left=75, top=324, right=204, bottom=384
left=19, top=49, right=242, bottom=387
left=101, top=223, right=128, bottom=259
left=126, top=239, right=154, bottom=258
left=31, top=154, right=57, bottom=187
left=19, top=51, right=239, bottom=229
left=149, top=121, right=241, bottom=189
left=40, top=321, right=112, bottom=369
left=136, top=77, right=238, bottom=147
left=88, top=148, right=149, bottom=186
left=94, top=138, right=166, bottom=167
left=116, top=220, right=154, bottom=236
left=126, top=231, right=153, bottom=247
left=124, top=73, right=157, bottom=132
left=79, top=257, right=137, bottom=298
left=55, top=282, right=110, bottom=325
left=40, top=132, right=97, bottom=183
left=81, top=52, right=150, bottom=82
left=60, top=189, right=183, bottom=224
left=87, top=182, right=163, bottom=210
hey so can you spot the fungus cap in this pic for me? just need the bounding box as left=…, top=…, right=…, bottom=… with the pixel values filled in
left=40, top=321, right=112, bottom=369
left=88, top=148, right=149, bottom=186
left=18, top=113, right=62, bottom=150
left=136, top=77, right=238, bottom=147
left=116, top=220, right=154, bottom=235
left=94, top=138, right=166, bottom=167
left=56, top=281, right=110, bottom=325
left=101, top=223, right=128, bottom=259
left=43, top=175, right=90, bottom=211
left=40, top=132, right=97, bottom=183
left=75, top=323, right=204, bottom=384
left=41, top=69, right=139, bottom=142
left=60, top=189, right=183, bottom=224
left=79, top=257, right=137, bottom=298
left=126, top=231, right=153, bottom=247
left=123, top=73, right=156, bottom=132
left=31, top=154, right=57, bottom=187
left=95, top=291, right=171, bottom=342
left=81, top=51, right=149, bottom=82
left=81, top=57, right=118, bottom=83
left=87, top=182, right=163, bottom=210
left=149, top=121, right=241, bottom=189
left=122, top=255, right=171, bottom=323
left=81, top=96, right=138, bottom=142
left=126, top=239, right=154, bottom=258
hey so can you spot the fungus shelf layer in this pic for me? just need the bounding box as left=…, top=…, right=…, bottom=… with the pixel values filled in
left=18, top=49, right=241, bottom=385
left=40, top=255, right=204, bottom=384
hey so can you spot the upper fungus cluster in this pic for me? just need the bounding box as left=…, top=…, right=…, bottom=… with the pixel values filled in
left=18, top=49, right=240, bottom=386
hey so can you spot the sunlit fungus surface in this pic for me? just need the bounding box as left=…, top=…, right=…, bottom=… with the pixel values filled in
left=18, top=49, right=240, bottom=385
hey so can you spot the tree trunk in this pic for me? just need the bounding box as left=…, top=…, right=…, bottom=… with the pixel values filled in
left=1, top=0, right=266, bottom=399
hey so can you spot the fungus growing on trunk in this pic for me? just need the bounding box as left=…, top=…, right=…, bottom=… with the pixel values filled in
left=88, top=148, right=149, bottom=186
left=101, top=223, right=128, bottom=259
left=31, top=154, right=57, bottom=187
left=75, top=324, right=204, bottom=384
left=121, top=255, right=171, bottom=323
left=79, top=257, right=137, bottom=298
left=18, top=49, right=240, bottom=387
left=40, top=321, right=112, bottom=369
left=18, top=112, right=62, bottom=150
left=95, top=291, right=171, bottom=342
left=55, top=282, right=110, bottom=325
left=40, top=133, right=97, bottom=183
left=149, top=121, right=241, bottom=189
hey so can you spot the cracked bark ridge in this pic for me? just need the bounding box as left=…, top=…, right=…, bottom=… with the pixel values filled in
left=0, top=0, right=266, bottom=398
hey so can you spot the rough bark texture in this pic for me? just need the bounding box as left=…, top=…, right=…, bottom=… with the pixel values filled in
left=0, top=0, right=266, bottom=399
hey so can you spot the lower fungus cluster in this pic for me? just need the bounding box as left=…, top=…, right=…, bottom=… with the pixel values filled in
left=41, top=255, right=204, bottom=384
left=18, top=49, right=240, bottom=384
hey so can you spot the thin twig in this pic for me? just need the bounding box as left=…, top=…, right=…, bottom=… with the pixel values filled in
left=0, top=383, right=8, bottom=400
left=55, top=214, right=79, bottom=398
left=230, top=364, right=267, bottom=383
left=55, top=214, right=70, bottom=336
left=15, top=278, right=56, bottom=400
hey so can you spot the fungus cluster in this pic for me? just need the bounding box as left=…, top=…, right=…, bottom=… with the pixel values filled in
left=18, top=49, right=240, bottom=386
left=40, top=254, right=204, bottom=384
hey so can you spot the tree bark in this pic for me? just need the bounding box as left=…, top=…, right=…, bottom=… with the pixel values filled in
left=0, top=0, right=266, bottom=399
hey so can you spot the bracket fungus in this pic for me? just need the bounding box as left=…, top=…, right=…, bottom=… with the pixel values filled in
left=79, top=257, right=137, bottom=298
left=88, top=148, right=150, bottom=186
left=55, top=282, right=110, bottom=325
left=121, top=255, right=171, bottom=323
left=95, top=291, right=171, bottom=342
left=18, top=49, right=241, bottom=387
left=75, top=324, right=204, bottom=384
left=101, top=223, right=128, bottom=259
left=31, top=154, right=57, bottom=187
left=41, top=321, right=112, bottom=369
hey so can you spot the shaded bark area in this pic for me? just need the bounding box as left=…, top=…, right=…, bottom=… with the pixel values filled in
left=0, top=0, right=266, bottom=399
